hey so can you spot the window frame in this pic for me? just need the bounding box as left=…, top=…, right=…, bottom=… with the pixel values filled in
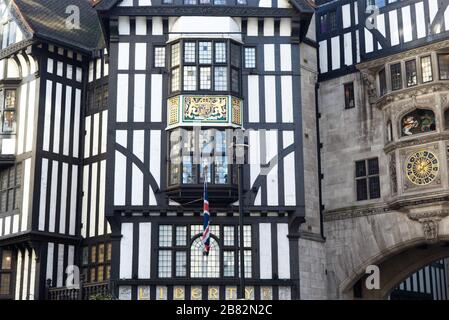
left=0, top=249, right=13, bottom=297
left=168, top=129, right=237, bottom=187
left=437, top=53, right=449, bottom=80
left=405, top=59, right=418, bottom=87
left=153, top=46, right=166, bottom=68
left=355, top=158, right=381, bottom=201
left=344, top=82, right=355, bottom=109
left=420, top=55, right=433, bottom=83
left=81, top=242, right=111, bottom=284
left=156, top=224, right=253, bottom=280
left=0, top=164, right=22, bottom=214
left=0, top=85, right=18, bottom=134
left=244, top=46, right=257, bottom=69
left=169, top=39, right=242, bottom=96
left=390, top=62, right=403, bottom=91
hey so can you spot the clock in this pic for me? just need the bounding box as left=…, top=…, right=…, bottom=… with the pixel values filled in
left=405, top=150, right=439, bottom=186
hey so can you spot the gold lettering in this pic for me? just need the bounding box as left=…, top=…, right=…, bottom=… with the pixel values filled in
left=191, top=288, right=201, bottom=300
left=209, top=287, right=219, bottom=300
left=245, top=287, right=254, bottom=300
left=159, top=287, right=165, bottom=300
left=174, top=287, right=184, bottom=300
left=262, top=287, right=271, bottom=300
left=227, top=287, right=237, bottom=300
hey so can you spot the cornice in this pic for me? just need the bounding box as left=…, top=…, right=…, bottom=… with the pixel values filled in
left=109, top=6, right=302, bottom=17
left=357, top=39, right=449, bottom=71
left=375, top=82, right=449, bottom=110
left=384, top=132, right=449, bottom=154
left=0, top=39, right=35, bottom=60
left=325, top=194, right=449, bottom=221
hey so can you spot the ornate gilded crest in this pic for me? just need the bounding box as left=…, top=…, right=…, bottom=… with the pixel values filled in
left=183, top=96, right=228, bottom=122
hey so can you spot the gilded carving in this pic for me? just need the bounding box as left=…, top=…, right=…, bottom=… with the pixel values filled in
left=168, top=96, right=180, bottom=126
left=231, top=97, right=242, bottom=125
left=183, top=96, right=228, bottom=122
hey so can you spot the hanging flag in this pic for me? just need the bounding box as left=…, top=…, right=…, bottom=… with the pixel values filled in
left=201, top=178, right=211, bottom=256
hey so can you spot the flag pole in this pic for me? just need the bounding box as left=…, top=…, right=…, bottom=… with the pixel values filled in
left=200, top=163, right=213, bottom=288
left=238, top=162, right=245, bottom=300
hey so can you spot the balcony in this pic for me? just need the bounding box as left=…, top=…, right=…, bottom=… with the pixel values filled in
left=47, top=281, right=111, bottom=300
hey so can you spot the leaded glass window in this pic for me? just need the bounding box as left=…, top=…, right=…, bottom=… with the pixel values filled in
left=224, top=251, right=235, bottom=277
left=390, top=63, right=402, bottom=91
left=176, top=251, right=187, bottom=277
left=421, top=56, right=433, bottom=83
left=438, top=53, right=449, bottom=80
left=183, top=66, right=197, bottom=91
left=171, top=43, right=180, bottom=67
left=405, top=59, right=417, bottom=87
left=214, top=67, right=228, bottom=91
left=199, top=42, right=212, bottom=64
left=224, top=226, right=235, bottom=246
left=190, top=237, right=220, bottom=278
left=176, top=226, right=187, bottom=246
left=158, top=250, right=172, bottom=278
left=1, top=89, right=16, bottom=133
left=159, top=225, right=173, bottom=247
left=200, top=67, right=212, bottom=90
left=154, top=46, right=166, bottom=68
left=184, top=42, right=196, bottom=63
left=168, top=129, right=231, bottom=186
left=171, top=68, right=180, bottom=92
left=215, top=42, right=227, bottom=63
left=0, top=164, right=21, bottom=213
left=244, top=47, right=256, bottom=69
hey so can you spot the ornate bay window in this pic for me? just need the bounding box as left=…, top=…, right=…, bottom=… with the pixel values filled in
left=169, top=39, right=241, bottom=95
left=167, top=128, right=239, bottom=205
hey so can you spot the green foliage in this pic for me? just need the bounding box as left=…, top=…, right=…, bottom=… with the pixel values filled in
left=89, top=293, right=114, bottom=300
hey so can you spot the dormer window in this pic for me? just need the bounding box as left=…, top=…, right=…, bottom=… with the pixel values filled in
left=0, top=17, right=20, bottom=50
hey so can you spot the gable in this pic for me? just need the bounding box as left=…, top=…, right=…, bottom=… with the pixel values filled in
left=0, top=0, right=32, bottom=51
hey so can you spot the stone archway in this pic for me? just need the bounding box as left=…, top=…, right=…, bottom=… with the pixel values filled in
left=342, top=240, right=449, bottom=299
left=324, top=210, right=449, bottom=300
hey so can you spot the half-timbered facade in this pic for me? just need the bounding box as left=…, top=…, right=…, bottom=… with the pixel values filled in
left=0, top=0, right=108, bottom=300
left=0, top=0, right=328, bottom=300
left=94, top=0, right=325, bottom=300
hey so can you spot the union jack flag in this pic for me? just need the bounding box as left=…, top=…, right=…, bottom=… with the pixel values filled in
left=201, top=179, right=211, bottom=256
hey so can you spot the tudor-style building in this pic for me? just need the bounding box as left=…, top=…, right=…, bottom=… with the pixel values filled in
left=0, top=0, right=110, bottom=300
left=94, top=0, right=324, bottom=300
left=0, top=0, right=330, bottom=300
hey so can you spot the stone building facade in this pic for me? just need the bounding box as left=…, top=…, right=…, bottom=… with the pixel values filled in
left=317, top=0, right=449, bottom=299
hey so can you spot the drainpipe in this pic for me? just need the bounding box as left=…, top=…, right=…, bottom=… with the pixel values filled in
left=315, top=81, right=326, bottom=240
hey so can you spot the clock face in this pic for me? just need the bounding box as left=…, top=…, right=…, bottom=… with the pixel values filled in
left=405, top=150, right=439, bottom=186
